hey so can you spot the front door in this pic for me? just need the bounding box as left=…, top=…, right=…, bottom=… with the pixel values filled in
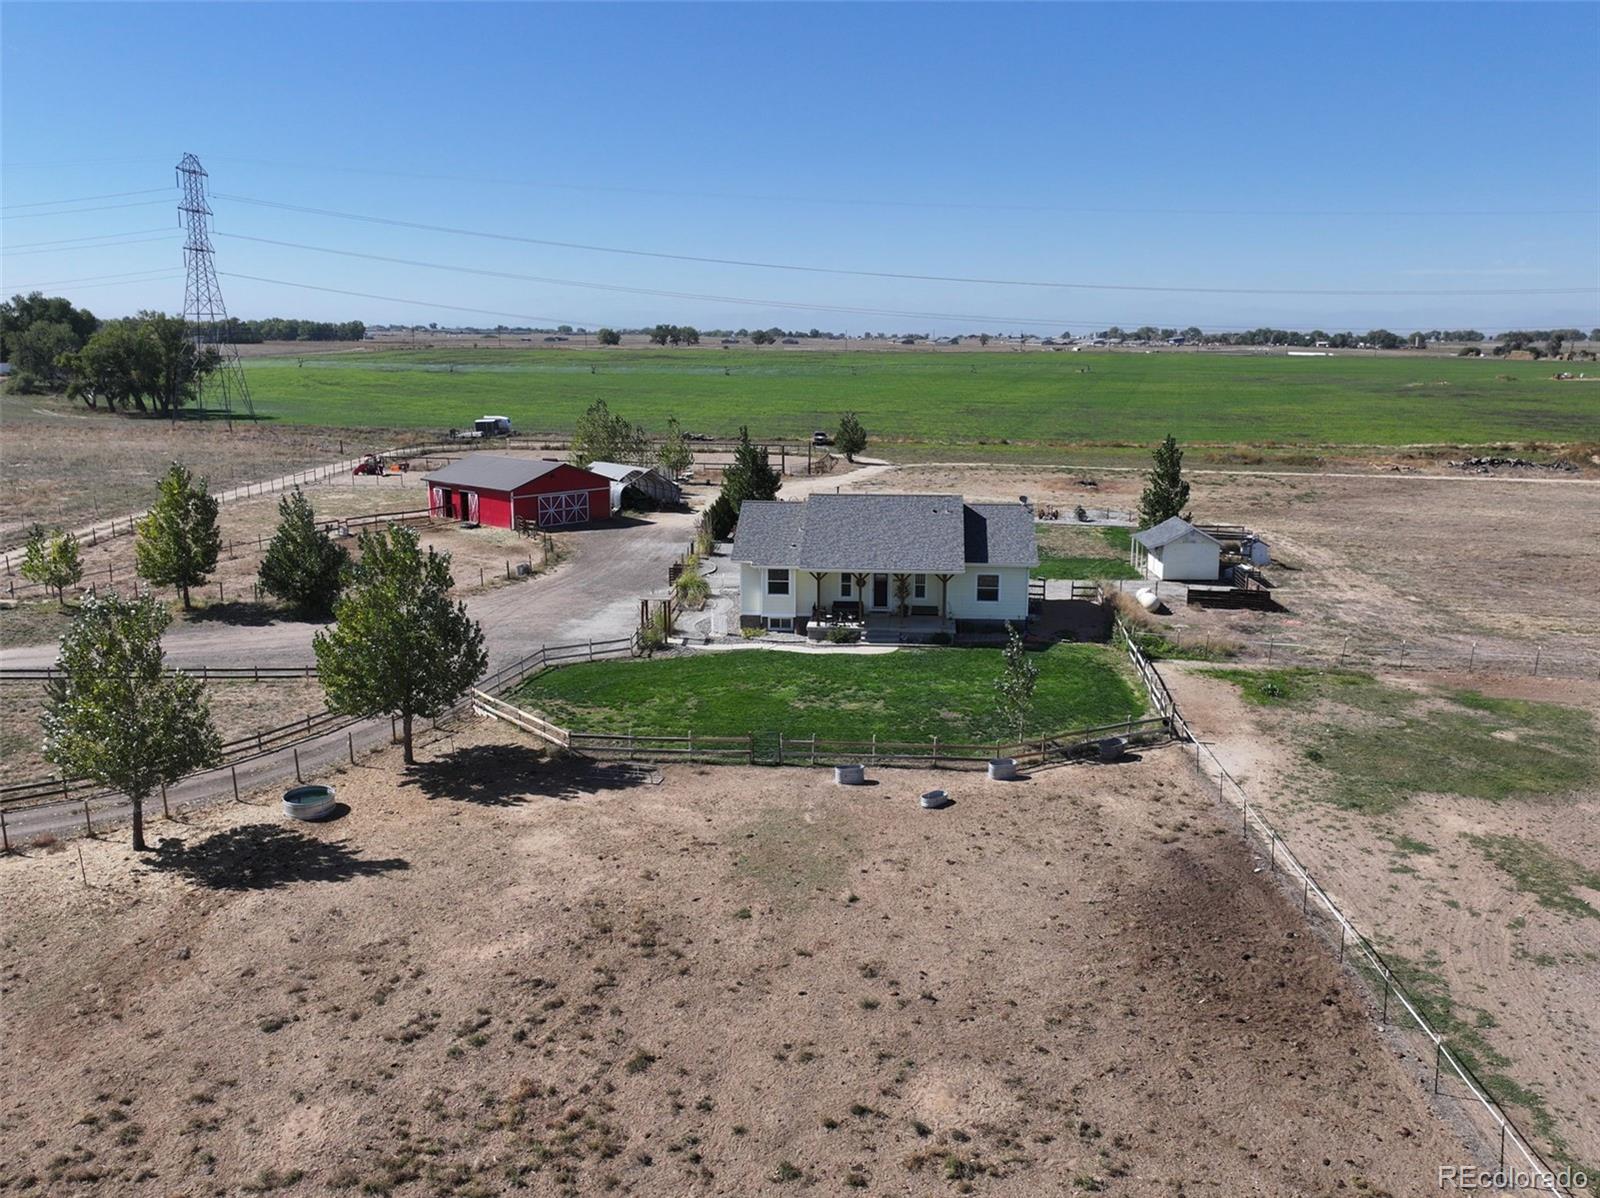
left=872, top=573, right=889, bottom=609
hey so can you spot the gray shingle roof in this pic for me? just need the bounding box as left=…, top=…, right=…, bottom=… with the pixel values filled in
left=964, top=503, right=1040, bottom=567
left=422, top=455, right=567, bottom=491
left=1132, top=516, right=1216, bottom=550
left=732, top=494, right=1036, bottom=572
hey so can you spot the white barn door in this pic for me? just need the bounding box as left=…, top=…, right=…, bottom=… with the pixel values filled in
left=537, top=491, right=589, bottom=526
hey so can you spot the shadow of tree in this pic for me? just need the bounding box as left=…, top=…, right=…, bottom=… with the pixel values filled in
left=184, top=600, right=283, bottom=627
left=401, top=743, right=654, bottom=805
left=148, top=823, right=408, bottom=890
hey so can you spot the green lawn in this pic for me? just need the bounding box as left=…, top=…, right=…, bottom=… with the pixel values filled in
left=239, top=348, right=1595, bottom=447
left=1035, top=525, right=1138, bottom=581
left=513, top=643, right=1144, bottom=743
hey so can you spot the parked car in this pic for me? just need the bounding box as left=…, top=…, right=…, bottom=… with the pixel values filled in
left=812, top=430, right=831, bottom=446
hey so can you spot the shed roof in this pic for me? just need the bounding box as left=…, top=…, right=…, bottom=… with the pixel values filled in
left=422, top=455, right=569, bottom=491
left=732, top=494, right=1036, bottom=572
left=1132, top=516, right=1218, bottom=551
left=585, top=461, right=641, bottom=483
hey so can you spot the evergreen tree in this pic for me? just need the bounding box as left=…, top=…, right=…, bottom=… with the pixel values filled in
left=259, top=488, right=349, bottom=616
left=43, top=593, right=221, bottom=851
left=1137, top=435, right=1191, bottom=530
left=313, top=526, right=487, bottom=765
left=721, top=426, right=781, bottom=506
left=835, top=411, right=868, bottom=462
left=135, top=462, right=221, bottom=609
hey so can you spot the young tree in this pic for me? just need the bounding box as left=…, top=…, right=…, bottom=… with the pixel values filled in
left=258, top=488, right=349, bottom=616
left=42, top=593, right=221, bottom=851
left=1137, top=434, right=1191, bottom=530
left=20, top=524, right=83, bottom=608
left=313, top=526, right=487, bottom=765
left=703, top=493, right=738, bottom=541
left=596, top=327, right=621, bottom=346
left=835, top=411, right=868, bottom=462
left=995, top=624, right=1039, bottom=741
left=135, top=462, right=221, bottom=609
left=658, top=416, right=694, bottom=481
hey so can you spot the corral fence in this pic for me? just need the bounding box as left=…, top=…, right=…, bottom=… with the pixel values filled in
left=0, top=664, right=318, bottom=682
left=0, top=705, right=364, bottom=849
left=1133, top=619, right=1572, bottom=1197
left=0, top=635, right=642, bottom=848
left=1161, top=629, right=1600, bottom=683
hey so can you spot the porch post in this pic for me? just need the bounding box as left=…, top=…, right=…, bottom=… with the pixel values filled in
left=808, top=571, right=826, bottom=621
left=936, top=574, right=953, bottom=620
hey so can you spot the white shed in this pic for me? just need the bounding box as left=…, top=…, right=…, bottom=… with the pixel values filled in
left=1131, top=517, right=1221, bottom=582
left=586, top=461, right=684, bottom=513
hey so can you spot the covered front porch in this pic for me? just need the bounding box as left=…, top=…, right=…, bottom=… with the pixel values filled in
left=804, top=609, right=956, bottom=644
left=800, top=569, right=956, bottom=624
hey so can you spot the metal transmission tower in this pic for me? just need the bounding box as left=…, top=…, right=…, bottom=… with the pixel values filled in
left=177, top=152, right=254, bottom=423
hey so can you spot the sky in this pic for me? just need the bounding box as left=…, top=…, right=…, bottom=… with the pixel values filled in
left=3, top=1, right=1597, bottom=336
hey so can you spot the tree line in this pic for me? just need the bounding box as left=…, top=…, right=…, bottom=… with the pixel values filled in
left=0, top=291, right=364, bottom=400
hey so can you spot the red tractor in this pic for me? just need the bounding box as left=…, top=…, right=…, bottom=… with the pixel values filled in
left=353, top=454, right=385, bottom=476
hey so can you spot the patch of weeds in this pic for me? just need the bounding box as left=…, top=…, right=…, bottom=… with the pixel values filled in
left=243, top=1167, right=306, bottom=1193
left=1389, top=834, right=1435, bottom=857
left=770, top=1160, right=803, bottom=1184
left=859, top=997, right=880, bottom=1011
left=624, top=1049, right=657, bottom=1075
left=734, top=907, right=752, bottom=920
left=1197, top=666, right=1338, bottom=705
left=1468, top=834, right=1600, bottom=919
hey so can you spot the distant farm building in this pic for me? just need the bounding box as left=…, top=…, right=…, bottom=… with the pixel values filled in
left=586, top=461, right=684, bottom=513
left=423, top=456, right=610, bottom=529
left=1131, top=517, right=1221, bottom=582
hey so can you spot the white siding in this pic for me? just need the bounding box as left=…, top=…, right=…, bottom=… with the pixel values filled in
left=1147, top=535, right=1219, bottom=582
left=944, top=567, right=1030, bottom=621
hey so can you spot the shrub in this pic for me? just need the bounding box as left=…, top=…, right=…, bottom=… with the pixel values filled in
left=740, top=625, right=766, bottom=639
left=826, top=627, right=861, bottom=644
left=673, top=561, right=711, bottom=608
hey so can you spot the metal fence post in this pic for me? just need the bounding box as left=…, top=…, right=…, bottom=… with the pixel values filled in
left=161, top=783, right=170, bottom=820
left=1532, top=646, right=1540, bottom=676
left=348, top=731, right=356, bottom=764
left=82, top=796, right=93, bottom=837
left=231, top=765, right=240, bottom=802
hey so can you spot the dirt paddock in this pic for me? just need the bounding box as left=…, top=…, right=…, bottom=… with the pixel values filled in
left=0, top=718, right=1474, bottom=1196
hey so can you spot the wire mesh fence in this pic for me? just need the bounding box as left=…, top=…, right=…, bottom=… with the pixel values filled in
left=1115, top=620, right=1574, bottom=1197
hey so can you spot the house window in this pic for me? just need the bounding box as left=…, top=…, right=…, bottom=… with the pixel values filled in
left=767, top=568, right=790, bottom=596
left=976, top=574, right=1000, bottom=602
left=913, top=574, right=927, bottom=600
left=839, top=574, right=852, bottom=598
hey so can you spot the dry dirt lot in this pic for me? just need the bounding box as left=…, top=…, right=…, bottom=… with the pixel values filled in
left=0, top=718, right=1475, bottom=1197
left=0, top=677, right=329, bottom=780
left=846, top=463, right=1600, bottom=666
left=0, top=397, right=388, bottom=550
left=1165, top=663, right=1600, bottom=1188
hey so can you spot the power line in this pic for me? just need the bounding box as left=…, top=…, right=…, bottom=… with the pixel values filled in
left=1, top=187, right=172, bottom=211
left=1, top=199, right=176, bottom=220
left=215, top=231, right=1261, bottom=329
left=3, top=235, right=176, bottom=258
left=204, top=155, right=1600, bottom=219
left=0, top=270, right=182, bottom=292
left=219, top=271, right=601, bottom=328
left=214, top=192, right=1599, bottom=297
left=1, top=227, right=174, bottom=251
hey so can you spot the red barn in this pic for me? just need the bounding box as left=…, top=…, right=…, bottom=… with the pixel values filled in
left=423, top=456, right=611, bottom=530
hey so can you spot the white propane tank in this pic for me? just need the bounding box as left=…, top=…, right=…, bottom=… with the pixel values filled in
left=1136, top=587, right=1161, bottom=611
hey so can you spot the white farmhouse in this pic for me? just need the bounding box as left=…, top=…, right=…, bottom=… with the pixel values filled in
left=730, top=493, right=1037, bottom=639
left=1131, top=517, right=1221, bottom=582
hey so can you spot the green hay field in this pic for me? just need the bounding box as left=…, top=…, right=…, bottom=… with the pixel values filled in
left=240, top=348, right=1595, bottom=448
